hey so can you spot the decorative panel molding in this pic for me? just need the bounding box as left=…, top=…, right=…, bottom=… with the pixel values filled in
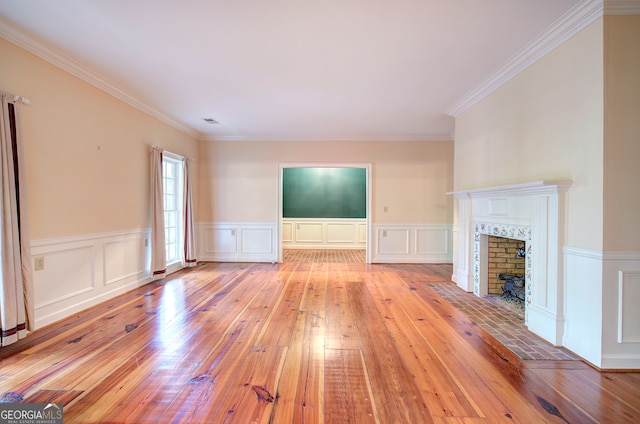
left=488, top=198, right=509, bottom=216
left=295, top=222, right=324, bottom=243
left=281, top=222, right=294, bottom=244
left=372, top=224, right=453, bottom=264
left=618, top=270, right=640, bottom=343
left=198, top=222, right=278, bottom=263
left=377, top=229, right=410, bottom=255
left=204, top=227, right=237, bottom=253
left=30, top=228, right=152, bottom=329
left=415, top=228, right=448, bottom=255
left=563, top=247, right=605, bottom=367
left=241, top=228, right=274, bottom=254
left=358, top=223, right=367, bottom=243
left=104, top=236, right=147, bottom=285
left=327, top=223, right=356, bottom=243
left=32, top=244, right=96, bottom=308
left=282, top=219, right=366, bottom=249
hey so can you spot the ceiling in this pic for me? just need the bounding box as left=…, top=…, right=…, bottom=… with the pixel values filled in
left=0, top=0, right=611, bottom=141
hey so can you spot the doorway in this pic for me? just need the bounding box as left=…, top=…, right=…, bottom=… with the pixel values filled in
left=278, top=162, right=372, bottom=264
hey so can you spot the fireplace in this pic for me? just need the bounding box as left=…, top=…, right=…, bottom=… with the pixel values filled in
left=450, top=181, right=572, bottom=346
left=487, top=236, right=526, bottom=296
left=474, top=222, right=531, bottom=301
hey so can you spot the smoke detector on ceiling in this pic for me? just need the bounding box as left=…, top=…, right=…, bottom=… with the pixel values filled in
left=202, top=118, right=219, bottom=124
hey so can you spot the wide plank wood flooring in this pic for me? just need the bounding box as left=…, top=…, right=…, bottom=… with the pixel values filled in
left=1, top=261, right=639, bottom=423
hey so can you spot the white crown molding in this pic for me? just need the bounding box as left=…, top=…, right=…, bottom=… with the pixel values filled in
left=447, top=0, right=604, bottom=117
left=0, top=18, right=200, bottom=140
left=605, top=0, right=640, bottom=14
left=201, top=132, right=454, bottom=142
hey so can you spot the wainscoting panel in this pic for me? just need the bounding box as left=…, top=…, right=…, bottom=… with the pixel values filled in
left=376, top=229, right=410, bottom=255
left=327, top=223, right=357, bottom=243
left=416, top=228, right=449, bottom=255
left=204, top=227, right=237, bottom=254
left=618, top=270, right=640, bottom=343
left=282, top=219, right=366, bottom=249
left=561, top=247, right=603, bottom=367
left=295, top=222, right=324, bottom=244
left=32, top=244, right=96, bottom=308
left=103, top=236, right=147, bottom=286
left=358, top=223, right=367, bottom=243
left=241, top=228, right=274, bottom=254
left=31, top=228, right=152, bottom=329
left=372, top=224, right=453, bottom=263
left=281, top=222, right=294, bottom=244
left=198, top=223, right=278, bottom=263
left=564, top=247, right=640, bottom=369
left=602, top=251, right=640, bottom=369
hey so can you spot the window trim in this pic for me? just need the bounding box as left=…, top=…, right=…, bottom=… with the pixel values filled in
left=162, top=152, right=185, bottom=270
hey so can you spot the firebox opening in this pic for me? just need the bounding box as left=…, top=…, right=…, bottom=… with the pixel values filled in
left=487, top=235, right=525, bottom=315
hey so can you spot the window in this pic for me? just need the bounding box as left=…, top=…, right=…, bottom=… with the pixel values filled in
left=162, top=154, right=184, bottom=265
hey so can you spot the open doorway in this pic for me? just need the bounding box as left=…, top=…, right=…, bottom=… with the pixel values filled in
left=278, top=163, right=372, bottom=263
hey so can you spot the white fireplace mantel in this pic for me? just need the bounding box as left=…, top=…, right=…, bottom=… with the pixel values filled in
left=449, top=180, right=573, bottom=346
left=447, top=180, right=573, bottom=198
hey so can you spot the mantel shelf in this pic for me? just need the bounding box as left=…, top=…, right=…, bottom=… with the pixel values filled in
left=447, top=180, right=573, bottom=198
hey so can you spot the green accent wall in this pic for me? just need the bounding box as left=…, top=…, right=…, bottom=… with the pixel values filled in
left=283, top=167, right=366, bottom=218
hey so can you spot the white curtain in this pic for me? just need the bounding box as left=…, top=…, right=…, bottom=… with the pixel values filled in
left=150, top=146, right=166, bottom=280
left=0, top=91, right=34, bottom=346
left=183, top=158, right=197, bottom=267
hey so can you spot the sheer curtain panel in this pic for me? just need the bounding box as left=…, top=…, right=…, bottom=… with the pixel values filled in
left=150, top=146, right=166, bottom=280
left=0, top=91, right=34, bottom=346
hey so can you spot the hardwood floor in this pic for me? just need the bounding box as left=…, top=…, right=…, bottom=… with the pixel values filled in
left=1, top=260, right=639, bottom=423
left=283, top=248, right=366, bottom=263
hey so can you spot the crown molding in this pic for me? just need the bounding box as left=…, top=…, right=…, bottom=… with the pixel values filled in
left=446, top=0, right=604, bottom=117
left=605, top=0, right=640, bottom=14
left=0, top=17, right=200, bottom=140
left=200, top=132, right=454, bottom=142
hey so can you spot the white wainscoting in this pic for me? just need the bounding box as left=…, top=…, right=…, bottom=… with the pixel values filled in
left=31, top=228, right=151, bottom=329
left=562, top=247, right=603, bottom=367
left=197, top=222, right=278, bottom=263
left=371, top=224, right=452, bottom=263
left=564, top=247, right=640, bottom=369
left=282, top=218, right=366, bottom=249
left=601, top=250, right=640, bottom=369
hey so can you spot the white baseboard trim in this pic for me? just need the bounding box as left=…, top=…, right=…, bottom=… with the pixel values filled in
left=600, top=353, right=640, bottom=370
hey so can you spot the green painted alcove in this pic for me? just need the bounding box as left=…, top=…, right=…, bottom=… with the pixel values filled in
left=282, top=167, right=366, bottom=219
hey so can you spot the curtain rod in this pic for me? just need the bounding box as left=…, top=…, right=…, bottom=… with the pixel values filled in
left=150, top=145, right=190, bottom=161
left=17, top=97, right=33, bottom=106
left=1, top=90, right=33, bottom=106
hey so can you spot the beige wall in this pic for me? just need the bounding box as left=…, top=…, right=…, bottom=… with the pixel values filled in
left=454, top=19, right=605, bottom=250
left=198, top=140, right=453, bottom=225
left=0, top=38, right=199, bottom=240
left=603, top=15, right=640, bottom=251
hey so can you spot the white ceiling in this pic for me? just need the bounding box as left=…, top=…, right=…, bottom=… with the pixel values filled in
left=0, top=0, right=613, bottom=141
